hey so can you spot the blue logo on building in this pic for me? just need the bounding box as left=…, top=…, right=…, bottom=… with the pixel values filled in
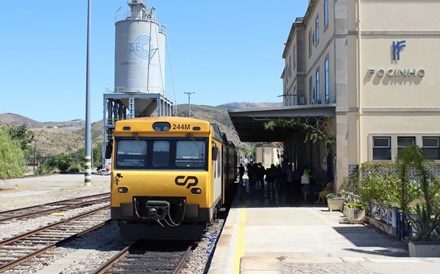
left=129, top=35, right=151, bottom=59
left=392, top=40, right=406, bottom=62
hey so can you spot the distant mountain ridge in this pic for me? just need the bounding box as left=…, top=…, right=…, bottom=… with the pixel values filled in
left=0, top=113, right=85, bottom=128
left=0, top=102, right=279, bottom=157
left=0, top=102, right=281, bottom=127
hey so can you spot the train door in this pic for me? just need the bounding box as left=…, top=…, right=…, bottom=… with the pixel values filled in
left=213, top=144, right=223, bottom=207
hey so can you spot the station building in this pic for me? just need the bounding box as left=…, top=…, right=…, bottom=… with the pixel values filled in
left=229, top=0, right=440, bottom=189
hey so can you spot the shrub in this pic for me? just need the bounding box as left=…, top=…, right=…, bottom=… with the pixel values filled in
left=49, top=153, right=75, bottom=173
left=346, top=201, right=366, bottom=210
left=34, top=162, right=53, bottom=175
left=356, top=161, right=421, bottom=209
left=0, top=128, right=26, bottom=179
left=326, top=193, right=343, bottom=199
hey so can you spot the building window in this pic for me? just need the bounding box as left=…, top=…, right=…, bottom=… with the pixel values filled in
left=315, top=15, right=319, bottom=46
left=308, top=76, right=313, bottom=104
left=293, top=87, right=297, bottom=105
left=308, top=29, right=313, bottom=56
left=373, top=137, right=391, bottom=160
left=315, top=68, right=320, bottom=103
left=397, top=136, right=415, bottom=155
left=324, top=57, right=329, bottom=103
left=324, top=0, right=329, bottom=29
left=423, top=137, right=440, bottom=160
left=292, top=45, right=296, bottom=70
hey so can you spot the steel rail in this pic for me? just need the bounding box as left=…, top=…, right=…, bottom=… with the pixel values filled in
left=92, top=245, right=131, bottom=274
left=92, top=243, right=192, bottom=274
left=0, top=192, right=110, bottom=222
left=0, top=206, right=110, bottom=272
left=0, top=204, right=109, bottom=246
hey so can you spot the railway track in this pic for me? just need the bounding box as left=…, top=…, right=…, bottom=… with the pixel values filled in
left=0, top=192, right=110, bottom=223
left=93, top=241, right=192, bottom=274
left=0, top=205, right=110, bottom=272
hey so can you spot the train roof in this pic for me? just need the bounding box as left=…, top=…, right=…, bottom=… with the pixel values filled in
left=114, top=117, right=229, bottom=142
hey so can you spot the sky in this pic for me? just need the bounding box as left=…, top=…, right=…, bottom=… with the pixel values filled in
left=0, top=0, right=309, bottom=123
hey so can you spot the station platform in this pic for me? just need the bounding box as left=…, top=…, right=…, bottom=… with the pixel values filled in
left=209, top=179, right=440, bottom=274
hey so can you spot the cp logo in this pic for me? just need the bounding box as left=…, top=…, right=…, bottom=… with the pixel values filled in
left=175, top=176, right=198, bottom=189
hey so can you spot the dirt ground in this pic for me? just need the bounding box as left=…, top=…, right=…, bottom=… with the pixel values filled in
left=0, top=174, right=111, bottom=211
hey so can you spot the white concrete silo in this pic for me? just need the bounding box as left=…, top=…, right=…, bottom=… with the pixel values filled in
left=115, top=0, right=166, bottom=95
left=103, top=0, right=173, bottom=170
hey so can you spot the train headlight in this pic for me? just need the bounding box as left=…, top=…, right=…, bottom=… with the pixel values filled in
left=191, top=188, right=202, bottom=194
left=153, top=122, right=171, bottom=132
left=117, top=187, right=128, bottom=193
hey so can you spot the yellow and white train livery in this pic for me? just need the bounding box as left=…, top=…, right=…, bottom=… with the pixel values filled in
left=109, top=116, right=237, bottom=239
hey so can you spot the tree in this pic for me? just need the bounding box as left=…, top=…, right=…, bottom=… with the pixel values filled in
left=397, top=146, right=429, bottom=213
left=7, top=124, right=34, bottom=151
left=0, top=128, right=26, bottom=179
left=7, top=125, right=36, bottom=165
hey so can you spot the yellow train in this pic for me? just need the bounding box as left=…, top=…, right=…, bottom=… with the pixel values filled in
left=109, top=116, right=238, bottom=240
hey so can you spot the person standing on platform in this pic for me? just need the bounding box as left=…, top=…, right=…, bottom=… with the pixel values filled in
left=301, top=166, right=311, bottom=202
left=256, top=163, right=266, bottom=189
left=286, top=163, right=294, bottom=194
left=239, top=164, right=245, bottom=186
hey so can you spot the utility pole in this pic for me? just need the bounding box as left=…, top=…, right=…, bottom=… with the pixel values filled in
left=84, top=0, right=92, bottom=186
left=184, top=91, right=195, bottom=117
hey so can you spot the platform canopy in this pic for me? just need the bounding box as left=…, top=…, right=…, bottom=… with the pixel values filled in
left=228, top=105, right=336, bottom=142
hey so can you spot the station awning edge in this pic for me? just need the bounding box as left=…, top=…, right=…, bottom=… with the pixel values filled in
left=228, top=104, right=336, bottom=142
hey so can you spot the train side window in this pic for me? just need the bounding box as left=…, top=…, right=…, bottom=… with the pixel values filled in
left=212, top=147, right=219, bottom=160
left=116, top=140, right=147, bottom=167
left=152, top=141, right=170, bottom=168
left=176, top=141, right=206, bottom=168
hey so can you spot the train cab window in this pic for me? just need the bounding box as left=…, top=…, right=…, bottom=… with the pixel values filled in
left=152, top=141, right=170, bottom=167
left=116, top=140, right=147, bottom=168
left=175, top=141, right=206, bottom=168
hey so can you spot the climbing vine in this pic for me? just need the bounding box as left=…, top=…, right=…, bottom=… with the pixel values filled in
left=264, top=119, right=334, bottom=146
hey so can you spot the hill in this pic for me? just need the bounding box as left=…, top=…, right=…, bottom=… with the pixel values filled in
left=176, top=104, right=243, bottom=148
left=0, top=113, right=43, bottom=128
left=0, top=102, right=278, bottom=157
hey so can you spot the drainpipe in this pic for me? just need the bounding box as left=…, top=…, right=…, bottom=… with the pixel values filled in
left=357, top=0, right=363, bottom=167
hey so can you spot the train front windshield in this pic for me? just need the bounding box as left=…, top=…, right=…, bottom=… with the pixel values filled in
left=115, top=137, right=208, bottom=170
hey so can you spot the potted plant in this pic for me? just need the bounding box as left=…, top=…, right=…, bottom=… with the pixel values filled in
left=397, top=146, right=440, bottom=257
left=345, top=201, right=366, bottom=224
left=326, top=193, right=344, bottom=212
left=407, top=204, right=440, bottom=257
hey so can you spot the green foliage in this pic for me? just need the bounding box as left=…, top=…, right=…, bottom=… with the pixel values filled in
left=0, top=128, right=26, bottom=178
left=396, top=146, right=440, bottom=241
left=73, top=143, right=103, bottom=169
left=358, top=169, right=419, bottom=207
left=409, top=204, right=440, bottom=241
left=431, top=177, right=440, bottom=212
left=340, top=167, right=360, bottom=194
left=239, top=145, right=255, bottom=162
left=34, top=162, right=53, bottom=175
left=48, top=153, right=76, bottom=173
left=326, top=193, right=343, bottom=199
left=7, top=124, right=34, bottom=151
left=344, top=161, right=421, bottom=208
left=346, top=201, right=366, bottom=210
left=396, top=145, right=429, bottom=213
left=264, top=119, right=334, bottom=145
left=5, top=124, right=37, bottom=166
left=93, top=143, right=103, bottom=168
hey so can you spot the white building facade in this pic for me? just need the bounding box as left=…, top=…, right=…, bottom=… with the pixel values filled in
left=281, top=0, right=440, bottom=188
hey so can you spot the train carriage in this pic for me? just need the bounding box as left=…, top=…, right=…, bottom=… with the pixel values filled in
left=109, top=116, right=237, bottom=240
